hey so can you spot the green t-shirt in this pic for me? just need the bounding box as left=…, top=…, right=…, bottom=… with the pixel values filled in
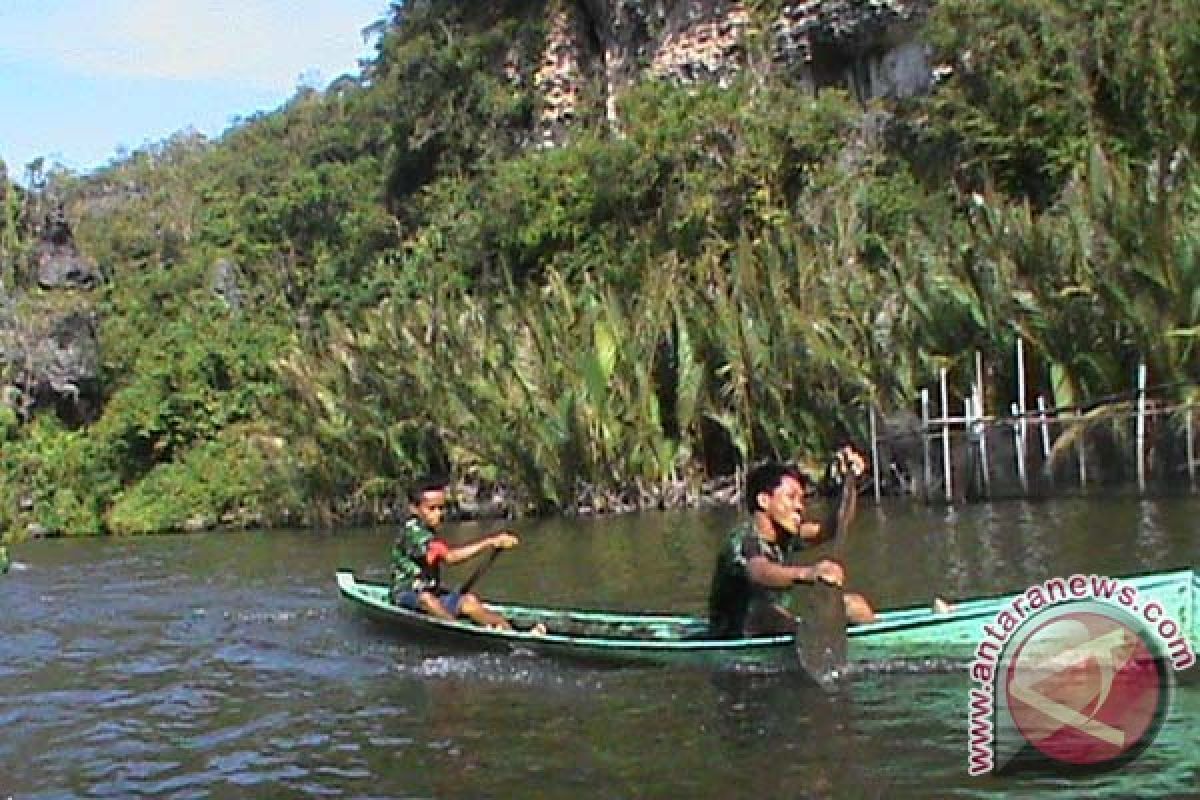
left=391, top=516, right=441, bottom=593
left=707, top=521, right=804, bottom=637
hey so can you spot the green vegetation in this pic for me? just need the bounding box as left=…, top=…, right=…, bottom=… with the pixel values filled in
left=0, top=0, right=1197, bottom=536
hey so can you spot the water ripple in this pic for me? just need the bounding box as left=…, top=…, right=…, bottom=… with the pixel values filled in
left=2, top=508, right=1197, bottom=800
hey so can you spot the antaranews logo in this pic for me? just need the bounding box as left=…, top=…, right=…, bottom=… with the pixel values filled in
left=967, top=574, right=1195, bottom=776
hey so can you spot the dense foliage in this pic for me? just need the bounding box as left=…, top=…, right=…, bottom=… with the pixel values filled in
left=1, top=0, right=1197, bottom=537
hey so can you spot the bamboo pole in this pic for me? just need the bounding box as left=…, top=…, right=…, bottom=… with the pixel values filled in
left=966, top=396, right=987, bottom=498
left=1076, top=408, right=1088, bottom=487
left=1037, top=395, right=1052, bottom=486
left=975, top=353, right=990, bottom=496
left=964, top=396, right=973, bottom=496
left=977, top=416, right=992, bottom=497
left=1187, top=404, right=1196, bottom=488
left=869, top=406, right=881, bottom=504
left=921, top=388, right=932, bottom=502
left=1136, top=363, right=1147, bottom=492
left=1037, top=396, right=1051, bottom=460
left=940, top=368, right=953, bottom=503
left=1012, top=402, right=1028, bottom=493
left=975, top=351, right=985, bottom=407
left=1016, top=338, right=1027, bottom=459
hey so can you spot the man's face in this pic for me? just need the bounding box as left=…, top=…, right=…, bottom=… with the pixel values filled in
left=758, top=475, right=806, bottom=535
left=411, top=488, right=447, bottom=530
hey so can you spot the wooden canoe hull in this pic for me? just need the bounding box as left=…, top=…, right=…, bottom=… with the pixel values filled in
left=847, top=568, right=1197, bottom=673
left=337, top=569, right=796, bottom=670
left=336, top=567, right=1198, bottom=674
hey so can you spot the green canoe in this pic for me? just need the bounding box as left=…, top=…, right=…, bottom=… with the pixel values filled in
left=336, top=567, right=1198, bottom=674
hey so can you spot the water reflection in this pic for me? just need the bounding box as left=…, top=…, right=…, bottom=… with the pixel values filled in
left=1136, top=498, right=1167, bottom=568
left=706, top=671, right=887, bottom=799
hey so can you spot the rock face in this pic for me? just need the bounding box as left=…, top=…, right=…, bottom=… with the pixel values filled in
left=35, top=206, right=103, bottom=290
left=0, top=306, right=100, bottom=423
left=0, top=206, right=102, bottom=424
left=533, top=0, right=934, bottom=145
left=210, top=257, right=243, bottom=312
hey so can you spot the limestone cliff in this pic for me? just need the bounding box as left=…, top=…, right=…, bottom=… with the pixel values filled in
left=532, top=0, right=934, bottom=145
left=0, top=205, right=102, bottom=425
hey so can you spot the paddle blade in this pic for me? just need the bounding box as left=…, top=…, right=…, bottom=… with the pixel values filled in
left=792, top=583, right=848, bottom=690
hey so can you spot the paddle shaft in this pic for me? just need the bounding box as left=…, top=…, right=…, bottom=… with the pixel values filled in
left=458, top=547, right=502, bottom=595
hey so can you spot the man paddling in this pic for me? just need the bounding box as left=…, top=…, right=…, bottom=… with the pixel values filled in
left=392, top=476, right=545, bottom=634
left=707, top=450, right=877, bottom=638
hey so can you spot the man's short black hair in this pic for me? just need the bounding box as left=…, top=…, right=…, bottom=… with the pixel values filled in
left=407, top=475, right=449, bottom=506
left=745, top=462, right=806, bottom=512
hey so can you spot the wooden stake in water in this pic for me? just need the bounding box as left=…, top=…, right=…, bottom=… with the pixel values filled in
left=1037, top=397, right=1051, bottom=458
left=964, top=396, right=973, bottom=493
left=869, top=407, right=881, bottom=504
left=940, top=368, right=953, bottom=503
left=965, top=397, right=978, bottom=498
left=1016, top=338, right=1028, bottom=461
left=1187, top=405, right=1196, bottom=488
left=1136, top=363, right=1147, bottom=492
left=921, top=389, right=932, bottom=502
left=1012, top=402, right=1029, bottom=493
left=1077, top=408, right=1088, bottom=487
left=975, top=351, right=985, bottom=407
left=1037, top=396, right=1052, bottom=482
left=971, top=388, right=991, bottom=498
left=974, top=353, right=990, bottom=496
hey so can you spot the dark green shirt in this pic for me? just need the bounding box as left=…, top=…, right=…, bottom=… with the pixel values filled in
left=391, top=516, right=441, bottom=593
left=707, top=521, right=804, bottom=638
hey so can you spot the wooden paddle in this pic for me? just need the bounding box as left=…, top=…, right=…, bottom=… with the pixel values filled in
left=458, top=546, right=502, bottom=595
left=793, top=572, right=848, bottom=690
left=791, top=448, right=862, bottom=690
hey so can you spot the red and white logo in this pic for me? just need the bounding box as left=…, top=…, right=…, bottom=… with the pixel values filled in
left=1000, top=605, right=1168, bottom=769
left=968, top=576, right=1194, bottom=776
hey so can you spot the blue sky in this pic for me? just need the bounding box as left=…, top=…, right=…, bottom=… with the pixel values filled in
left=0, top=1, right=390, bottom=178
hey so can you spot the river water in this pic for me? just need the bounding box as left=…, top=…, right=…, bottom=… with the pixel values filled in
left=2, top=492, right=1198, bottom=799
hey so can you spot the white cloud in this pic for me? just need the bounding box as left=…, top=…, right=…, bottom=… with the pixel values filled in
left=0, top=0, right=386, bottom=90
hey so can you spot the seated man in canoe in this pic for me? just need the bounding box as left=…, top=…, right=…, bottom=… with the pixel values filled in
left=709, top=450, right=954, bottom=637
left=393, top=476, right=545, bottom=634
left=708, top=450, right=876, bottom=638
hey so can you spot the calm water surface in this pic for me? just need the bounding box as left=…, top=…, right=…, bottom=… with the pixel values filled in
left=2, top=493, right=1198, bottom=799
